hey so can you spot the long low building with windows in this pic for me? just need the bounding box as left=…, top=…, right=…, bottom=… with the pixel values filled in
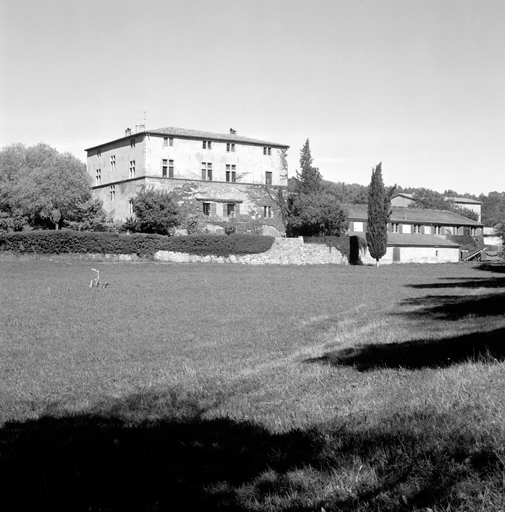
left=86, top=126, right=289, bottom=223
left=344, top=204, right=483, bottom=263
left=345, top=204, right=483, bottom=237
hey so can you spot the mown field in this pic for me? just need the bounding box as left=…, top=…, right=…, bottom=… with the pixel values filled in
left=1, top=259, right=504, bottom=511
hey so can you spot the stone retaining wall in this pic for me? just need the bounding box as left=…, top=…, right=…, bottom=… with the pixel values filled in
left=154, top=237, right=348, bottom=265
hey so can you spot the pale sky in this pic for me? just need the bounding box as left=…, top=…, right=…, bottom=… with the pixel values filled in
left=1, top=0, right=504, bottom=195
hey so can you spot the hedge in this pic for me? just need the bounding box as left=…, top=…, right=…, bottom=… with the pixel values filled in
left=0, top=231, right=275, bottom=257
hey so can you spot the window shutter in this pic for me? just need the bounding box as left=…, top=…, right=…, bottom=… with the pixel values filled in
left=235, top=203, right=240, bottom=216
left=399, top=224, right=403, bottom=233
left=421, top=225, right=426, bottom=234
left=223, top=204, right=228, bottom=217
left=349, top=221, right=354, bottom=231
left=210, top=203, right=216, bottom=216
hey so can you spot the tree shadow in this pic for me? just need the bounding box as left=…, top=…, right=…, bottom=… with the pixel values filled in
left=1, top=388, right=503, bottom=511
left=408, top=276, right=505, bottom=289
left=402, top=291, right=505, bottom=320
left=475, top=262, right=505, bottom=274
left=306, top=327, right=505, bottom=371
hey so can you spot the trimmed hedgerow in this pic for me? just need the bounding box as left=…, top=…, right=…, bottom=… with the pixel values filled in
left=0, top=231, right=275, bottom=257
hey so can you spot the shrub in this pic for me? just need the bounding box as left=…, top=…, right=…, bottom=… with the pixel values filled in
left=0, top=231, right=275, bottom=258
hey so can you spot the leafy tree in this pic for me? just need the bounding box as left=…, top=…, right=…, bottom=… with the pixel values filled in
left=0, top=143, right=91, bottom=229
left=366, top=163, right=393, bottom=266
left=294, top=139, right=323, bottom=194
left=321, top=180, right=368, bottom=204
left=480, top=191, right=505, bottom=227
left=286, top=193, right=349, bottom=237
left=63, top=198, right=110, bottom=232
left=131, top=187, right=180, bottom=235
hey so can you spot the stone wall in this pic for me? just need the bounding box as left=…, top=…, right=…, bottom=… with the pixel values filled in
left=154, top=237, right=348, bottom=265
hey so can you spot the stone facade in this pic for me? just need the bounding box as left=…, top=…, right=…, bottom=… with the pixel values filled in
left=86, top=127, right=289, bottom=222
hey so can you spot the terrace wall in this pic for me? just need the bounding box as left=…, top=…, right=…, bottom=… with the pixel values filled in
left=155, top=237, right=348, bottom=265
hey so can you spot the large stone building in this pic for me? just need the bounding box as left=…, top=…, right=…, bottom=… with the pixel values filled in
left=86, top=126, right=289, bottom=223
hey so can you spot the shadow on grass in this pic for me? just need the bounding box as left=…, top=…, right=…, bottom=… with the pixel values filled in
left=402, top=291, right=505, bottom=320
left=306, top=328, right=505, bottom=371
left=1, top=389, right=503, bottom=512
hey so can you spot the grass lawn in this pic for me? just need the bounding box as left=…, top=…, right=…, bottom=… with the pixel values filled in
left=1, top=259, right=505, bottom=511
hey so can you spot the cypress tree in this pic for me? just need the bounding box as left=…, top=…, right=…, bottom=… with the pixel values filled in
left=366, top=162, right=392, bottom=266
left=295, top=138, right=322, bottom=194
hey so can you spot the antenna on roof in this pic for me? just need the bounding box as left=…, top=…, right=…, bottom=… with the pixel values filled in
left=133, top=111, right=147, bottom=133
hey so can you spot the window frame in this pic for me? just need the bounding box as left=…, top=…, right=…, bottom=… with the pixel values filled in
left=129, top=160, right=135, bottom=179
left=226, top=164, right=236, bottom=182
left=110, top=185, right=116, bottom=201
left=226, top=203, right=236, bottom=218
left=201, top=162, right=212, bottom=181
left=265, top=171, right=273, bottom=185
left=95, top=168, right=101, bottom=186
left=202, top=202, right=211, bottom=216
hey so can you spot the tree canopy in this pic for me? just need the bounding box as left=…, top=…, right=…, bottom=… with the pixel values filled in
left=0, top=143, right=96, bottom=230
left=287, top=192, right=349, bottom=237
left=294, top=139, right=323, bottom=194
left=282, top=140, right=348, bottom=237
left=130, top=187, right=181, bottom=235
left=366, top=163, right=392, bottom=265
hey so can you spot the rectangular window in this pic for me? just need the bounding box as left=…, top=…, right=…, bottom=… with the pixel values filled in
left=434, top=225, right=441, bottom=235
left=263, top=146, right=271, bottom=155
left=470, top=227, right=476, bottom=236
left=413, top=224, right=421, bottom=234
left=130, top=138, right=135, bottom=148
left=129, top=160, right=135, bottom=179
left=164, top=137, right=168, bottom=147
left=169, top=159, right=174, bottom=178
left=162, top=159, right=168, bottom=177
left=110, top=155, right=116, bottom=172
left=169, top=137, right=173, bottom=146
left=202, top=202, right=211, bottom=216
left=110, top=185, right=116, bottom=201
left=203, top=140, right=212, bottom=149
left=226, top=143, right=235, bottom=152
left=95, top=169, right=101, bottom=186
left=226, top=164, right=236, bottom=182
left=202, top=162, right=212, bottom=180
left=263, top=205, right=272, bottom=218
left=391, top=223, right=399, bottom=233
left=128, top=199, right=134, bottom=215
left=164, top=137, right=174, bottom=147
left=226, top=203, right=236, bottom=218
left=265, top=171, right=272, bottom=185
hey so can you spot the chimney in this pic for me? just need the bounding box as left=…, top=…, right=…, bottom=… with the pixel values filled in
left=135, top=124, right=145, bottom=133
left=230, top=128, right=237, bottom=135
left=125, top=127, right=132, bottom=136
